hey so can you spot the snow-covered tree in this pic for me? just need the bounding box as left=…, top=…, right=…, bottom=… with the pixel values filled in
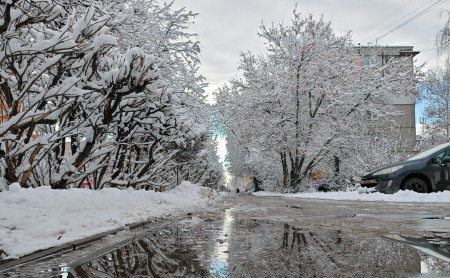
left=216, top=11, right=416, bottom=192
left=169, top=136, right=224, bottom=189
left=437, top=9, right=449, bottom=56
left=419, top=9, right=450, bottom=144
left=420, top=59, right=450, bottom=140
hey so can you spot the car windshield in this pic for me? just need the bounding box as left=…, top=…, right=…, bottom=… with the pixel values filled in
left=407, top=143, right=450, bottom=161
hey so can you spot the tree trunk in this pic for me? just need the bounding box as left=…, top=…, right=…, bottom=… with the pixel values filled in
left=280, top=151, right=290, bottom=189
left=334, top=155, right=340, bottom=178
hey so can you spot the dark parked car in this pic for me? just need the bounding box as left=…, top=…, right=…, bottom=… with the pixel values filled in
left=360, top=142, right=450, bottom=194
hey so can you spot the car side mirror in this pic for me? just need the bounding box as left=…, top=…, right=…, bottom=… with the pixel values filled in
left=440, top=156, right=450, bottom=167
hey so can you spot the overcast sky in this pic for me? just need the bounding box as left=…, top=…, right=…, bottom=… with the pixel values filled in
left=173, top=0, right=449, bottom=98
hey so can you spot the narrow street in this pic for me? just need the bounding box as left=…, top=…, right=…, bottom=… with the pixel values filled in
left=1, top=1, right=449, bottom=277
left=2, top=193, right=450, bottom=277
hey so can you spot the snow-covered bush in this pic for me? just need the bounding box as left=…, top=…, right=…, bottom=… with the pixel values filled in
left=0, top=0, right=218, bottom=190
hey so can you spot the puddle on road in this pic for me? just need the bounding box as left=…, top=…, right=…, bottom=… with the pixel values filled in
left=3, top=209, right=450, bottom=277
left=69, top=236, right=206, bottom=277
left=382, top=234, right=450, bottom=274
left=209, top=209, right=234, bottom=276
left=416, top=216, right=450, bottom=233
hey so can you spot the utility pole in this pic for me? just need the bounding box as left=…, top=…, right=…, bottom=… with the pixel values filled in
left=420, top=117, right=426, bottom=140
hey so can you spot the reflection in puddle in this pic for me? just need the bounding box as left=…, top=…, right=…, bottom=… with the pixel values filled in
left=5, top=213, right=450, bottom=277
left=209, top=209, right=234, bottom=277
left=68, top=236, right=203, bottom=277
left=234, top=222, right=420, bottom=278
left=382, top=234, right=450, bottom=274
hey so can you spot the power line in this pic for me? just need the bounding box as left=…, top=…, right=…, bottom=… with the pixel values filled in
left=363, top=0, right=423, bottom=40
left=362, top=0, right=438, bottom=43
left=418, top=48, right=439, bottom=51
left=405, top=39, right=438, bottom=45
left=373, top=0, right=447, bottom=43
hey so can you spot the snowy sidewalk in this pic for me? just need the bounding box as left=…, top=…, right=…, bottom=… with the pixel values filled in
left=253, top=189, right=450, bottom=203
left=0, top=181, right=216, bottom=260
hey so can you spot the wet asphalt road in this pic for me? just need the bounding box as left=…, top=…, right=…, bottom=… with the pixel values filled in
left=225, top=193, right=450, bottom=237
left=2, top=193, right=450, bottom=277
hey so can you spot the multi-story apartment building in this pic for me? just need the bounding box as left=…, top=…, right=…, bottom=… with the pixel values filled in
left=354, top=46, right=420, bottom=152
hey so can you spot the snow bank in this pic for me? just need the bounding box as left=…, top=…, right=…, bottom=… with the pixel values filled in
left=253, top=189, right=450, bottom=203
left=0, top=181, right=215, bottom=260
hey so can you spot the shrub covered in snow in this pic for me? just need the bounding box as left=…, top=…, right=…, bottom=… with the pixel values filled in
left=0, top=1, right=221, bottom=191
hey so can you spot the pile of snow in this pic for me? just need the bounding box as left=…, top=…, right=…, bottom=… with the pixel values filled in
left=253, top=189, right=450, bottom=203
left=0, top=181, right=215, bottom=260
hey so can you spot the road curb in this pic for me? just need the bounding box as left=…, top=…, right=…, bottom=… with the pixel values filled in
left=0, top=219, right=155, bottom=272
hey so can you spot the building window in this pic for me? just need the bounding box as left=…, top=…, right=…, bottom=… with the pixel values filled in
left=365, top=59, right=374, bottom=67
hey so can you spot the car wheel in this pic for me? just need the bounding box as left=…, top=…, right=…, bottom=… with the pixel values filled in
left=402, top=178, right=428, bottom=193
